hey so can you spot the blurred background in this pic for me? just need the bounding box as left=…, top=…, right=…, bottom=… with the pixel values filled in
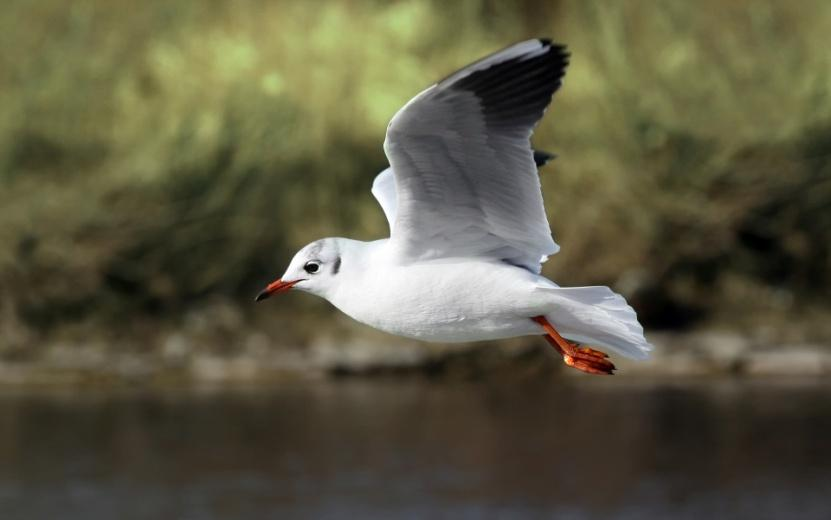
left=1, top=1, right=830, bottom=518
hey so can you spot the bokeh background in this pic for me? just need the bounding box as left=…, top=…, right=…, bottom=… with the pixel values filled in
left=2, top=0, right=830, bottom=380
left=1, top=1, right=831, bottom=517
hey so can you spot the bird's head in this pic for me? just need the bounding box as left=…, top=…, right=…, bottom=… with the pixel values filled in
left=255, top=238, right=344, bottom=302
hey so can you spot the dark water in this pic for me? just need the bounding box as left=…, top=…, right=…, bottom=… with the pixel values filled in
left=0, top=378, right=830, bottom=519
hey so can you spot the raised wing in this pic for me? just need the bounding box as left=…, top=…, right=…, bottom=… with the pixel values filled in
left=370, top=167, right=397, bottom=234
left=383, top=39, right=568, bottom=272
left=371, top=150, right=556, bottom=236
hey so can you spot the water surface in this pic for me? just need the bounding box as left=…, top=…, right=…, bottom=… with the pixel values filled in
left=0, top=378, right=829, bottom=519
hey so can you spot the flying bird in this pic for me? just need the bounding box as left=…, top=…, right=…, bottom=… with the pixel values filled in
left=257, top=39, right=652, bottom=374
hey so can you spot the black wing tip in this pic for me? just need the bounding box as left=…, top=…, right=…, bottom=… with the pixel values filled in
left=542, top=41, right=571, bottom=76
left=450, top=39, right=570, bottom=128
left=534, top=150, right=557, bottom=167
left=541, top=40, right=570, bottom=74
left=438, top=38, right=569, bottom=89
left=538, top=38, right=569, bottom=58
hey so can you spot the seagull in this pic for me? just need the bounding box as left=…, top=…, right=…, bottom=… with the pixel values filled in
left=256, top=39, right=652, bottom=374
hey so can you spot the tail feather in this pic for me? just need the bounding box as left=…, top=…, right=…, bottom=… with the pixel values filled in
left=535, top=285, right=653, bottom=360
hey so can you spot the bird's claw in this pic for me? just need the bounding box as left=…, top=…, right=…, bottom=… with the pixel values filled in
left=576, top=346, right=609, bottom=359
left=563, top=346, right=616, bottom=375
left=532, top=315, right=616, bottom=375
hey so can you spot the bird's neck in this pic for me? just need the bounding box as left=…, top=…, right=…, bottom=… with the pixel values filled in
left=323, top=238, right=389, bottom=303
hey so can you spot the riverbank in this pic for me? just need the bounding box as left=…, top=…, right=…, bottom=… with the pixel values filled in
left=1, top=326, right=829, bottom=388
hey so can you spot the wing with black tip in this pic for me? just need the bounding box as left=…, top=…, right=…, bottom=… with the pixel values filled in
left=382, top=39, right=568, bottom=272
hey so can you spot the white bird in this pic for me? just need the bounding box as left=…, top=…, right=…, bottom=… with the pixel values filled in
left=257, top=39, right=652, bottom=375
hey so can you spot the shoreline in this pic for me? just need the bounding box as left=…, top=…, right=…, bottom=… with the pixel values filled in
left=1, top=329, right=829, bottom=389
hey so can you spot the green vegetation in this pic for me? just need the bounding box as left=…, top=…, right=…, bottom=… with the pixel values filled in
left=1, top=0, right=830, bottom=359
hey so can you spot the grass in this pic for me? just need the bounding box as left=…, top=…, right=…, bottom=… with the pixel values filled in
left=1, top=0, right=830, bottom=355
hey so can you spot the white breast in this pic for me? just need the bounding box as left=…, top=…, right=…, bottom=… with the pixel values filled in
left=328, top=249, right=549, bottom=342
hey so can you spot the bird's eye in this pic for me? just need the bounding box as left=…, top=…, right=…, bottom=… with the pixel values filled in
left=303, top=261, right=320, bottom=274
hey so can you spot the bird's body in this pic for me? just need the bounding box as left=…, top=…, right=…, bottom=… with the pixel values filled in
left=310, top=238, right=547, bottom=343
left=258, top=39, right=653, bottom=373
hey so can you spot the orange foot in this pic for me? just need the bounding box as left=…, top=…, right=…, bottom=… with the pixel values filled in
left=531, top=315, right=616, bottom=375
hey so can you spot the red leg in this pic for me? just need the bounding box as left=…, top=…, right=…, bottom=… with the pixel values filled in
left=531, top=316, right=616, bottom=375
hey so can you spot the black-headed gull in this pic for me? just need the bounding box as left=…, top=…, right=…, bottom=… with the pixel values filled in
left=257, top=39, right=652, bottom=374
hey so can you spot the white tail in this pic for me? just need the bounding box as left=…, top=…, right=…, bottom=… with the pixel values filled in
left=536, top=285, right=653, bottom=360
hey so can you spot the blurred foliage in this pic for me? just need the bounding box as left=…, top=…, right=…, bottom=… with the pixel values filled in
left=1, top=0, right=830, bottom=348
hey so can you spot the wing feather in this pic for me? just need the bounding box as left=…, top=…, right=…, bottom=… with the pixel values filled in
left=370, top=168, right=397, bottom=234
left=381, top=39, right=568, bottom=272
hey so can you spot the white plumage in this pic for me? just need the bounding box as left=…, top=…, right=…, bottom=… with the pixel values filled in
left=259, top=39, right=652, bottom=373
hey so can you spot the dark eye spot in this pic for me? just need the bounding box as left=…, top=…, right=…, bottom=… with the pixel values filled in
left=304, top=261, right=320, bottom=274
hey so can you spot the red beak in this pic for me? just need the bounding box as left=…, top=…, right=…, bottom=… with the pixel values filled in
left=255, top=279, right=301, bottom=302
